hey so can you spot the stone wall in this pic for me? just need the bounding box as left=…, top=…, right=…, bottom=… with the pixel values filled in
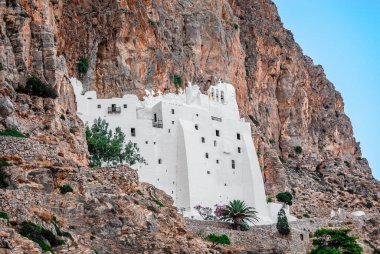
left=187, top=219, right=328, bottom=253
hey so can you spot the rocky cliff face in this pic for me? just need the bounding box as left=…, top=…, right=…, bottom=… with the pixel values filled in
left=0, top=0, right=379, bottom=252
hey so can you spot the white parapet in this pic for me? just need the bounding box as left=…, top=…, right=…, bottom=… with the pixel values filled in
left=71, top=78, right=293, bottom=224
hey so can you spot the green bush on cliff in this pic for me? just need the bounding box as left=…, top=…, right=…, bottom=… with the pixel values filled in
left=19, top=221, right=65, bottom=252
left=86, top=118, right=145, bottom=167
left=308, top=228, right=363, bottom=254
left=60, top=184, right=73, bottom=194
left=0, top=211, right=9, bottom=220
left=0, top=129, right=26, bottom=138
left=294, top=146, right=303, bottom=154
left=276, top=192, right=293, bottom=206
left=77, top=58, right=89, bottom=74
left=17, top=77, right=58, bottom=99
left=173, top=74, right=183, bottom=90
left=205, top=233, right=231, bottom=247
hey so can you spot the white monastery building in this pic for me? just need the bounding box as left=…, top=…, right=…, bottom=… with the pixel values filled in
left=71, top=78, right=290, bottom=224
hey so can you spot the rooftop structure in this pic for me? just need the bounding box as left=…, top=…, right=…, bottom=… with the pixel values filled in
left=71, top=78, right=290, bottom=224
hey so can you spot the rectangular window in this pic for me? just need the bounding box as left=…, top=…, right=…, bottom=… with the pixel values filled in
left=123, top=104, right=127, bottom=108
left=171, top=109, right=175, bottom=114
left=232, top=160, right=235, bottom=169
left=237, top=133, right=241, bottom=140
left=205, top=153, right=209, bottom=158
left=97, top=104, right=101, bottom=108
left=158, top=159, right=162, bottom=164
left=201, top=137, right=205, bottom=143
left=216, top=130, right=220, bottom=137
left=238, top=147, right=241, bottom=153
left=214, top=140, right=217, bottom=147
left=131, top=128, right=136, bottom=137
left=195, top=124, right=198, bottom=130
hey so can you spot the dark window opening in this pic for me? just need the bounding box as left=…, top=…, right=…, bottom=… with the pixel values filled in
left=97, top=104, right=101, bottom=108
left=205, top=153, right=209, bottom=158
left=216, top=160, right=219, bottom=164
left=168, top=129, right=171, bottom=133
left=238, top=147, right=241, bottom=153
left=131, top=128, right=136, bottom=137
left=145, top=141, right=148, bottom=144
left=216, top=130, right=220, bottom=137
left=154, top=113, right=157, bottom=122
left=207, top=171, right=210, bottom=174
left=123, top=104, right=127, bottom=108
left=172, top=121, right=174, bottom=124
left=158, top=159, right=162, bottom=164
left=201, top=137, right=205, bottom=143
left=171, top=109, right=175, bottom=114
left=196, top=113, right=199, bottom=117
left=237, top=133, right=241, bottom=140
left=195, top=124, right=198, bottom=130
left=214, top=140, right=217, bottom=146
left=232, top=160, right=235, bottom=169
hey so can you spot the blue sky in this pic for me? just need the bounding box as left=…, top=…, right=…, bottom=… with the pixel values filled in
left=273, top=0, right=380, bottom=180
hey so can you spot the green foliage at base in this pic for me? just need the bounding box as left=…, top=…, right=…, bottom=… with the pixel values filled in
left=19, top=221, right=65, bottom=252
left=173, top=74, right=183, bottom=89
left=308, top=228, right=363, bottom=254
left=0, top=129, right=26, bottom=138
left=60, top=184, right=73, bottom=194
left=0, top=173, right=8, bottom=188
left=86, top=118, right=145, bottom=167
left=295, top=146, right=303, bottom=154
left=276, top=192, right=293, bottom=206
left=17, top=77, right=58, bottom=99
left=0, top=211, right=9, bottom=220
left=0, top=159, right=10, bottom=167
left=233, top=23, right=239, bottom=30
left=206, top=234, right=231, bottom=247
left=266, top=196, right=273, bottom=203
left=77, top=58, right=89, bottom=74
left=276, top=208, right=290, bottom=235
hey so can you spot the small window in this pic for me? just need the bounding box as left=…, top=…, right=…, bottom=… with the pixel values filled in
left=224, top=183, right=227, bottom=186
left=232, top=160, right=235, bottom=169
left=172, top=121, right=174, bottom=124
left=97, top=104, right=101, bottom=108
left=131, top=128, right=136, bottom=137
left=195, top=124, right=198, bottom=130
left=157, top=178, right=159, bottom=181
left=158, top=159, right=162, bottom=164
left=168, top=129, right=171, bottom=133
left=221, top=91, right=225, bottom=103
left=216, top=130, right=220, bottom=137
left=154, top=142, right=156, bottom=145
left=145, top=141, right=148, bottom=144
left=238, top=147, right=241, bottom=153
left=171, top=109, right=175, bottom=114
left=207, top=170, right=210, bottom=174
left=216, top=160, right=219, bottom=164
left=196, top=113, right=199, bottom=117
left=205, top=153, right=209, bottom=159
left=201, top=137, right=205, bottom=143
left=237, top=133, right=241, bottom=140
left=214, top=140, right=217, bottom=147
left=123, top=104, right=127, bottom=108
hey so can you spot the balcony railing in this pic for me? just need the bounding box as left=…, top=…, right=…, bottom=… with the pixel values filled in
left=152, top=119, right=163, bottom=128
left=108, top=107, right=121, bottom=114
left=211, top=116, right=222, bottom=122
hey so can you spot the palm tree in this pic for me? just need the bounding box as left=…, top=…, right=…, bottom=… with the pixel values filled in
left=219, top=200, right=259, bottom=230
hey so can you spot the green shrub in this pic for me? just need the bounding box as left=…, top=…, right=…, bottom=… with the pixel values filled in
left=60, top=184, right=73, bottom=194
left=303, top=213, right=310, bottom=218
left=365, top=202, right=372, bottom=209
left=148, top=18, right=158, bottom=26
left=239, top=222, right=249, bottom=231
left=266, top=196, right=273, bottom=203
left=153, top=199, right=164, bottom=207
left=273, top=36, right=283, bottom=48
left=219, top=200, right=259, bottom=230
left=294, top=146, right=303, bottom=154
left=0, top=169, right=9, bottom=189
left=276, top=192, right=293, bottom=206
left=51, top=217, right=73, bottom=240
left=0, top=211, right=9, bottom=220
left=77, top=58, right=89, bottom=74
left=308, top=228, right=363, bottom=254
left=0, top=129, right=26, bottom=138
left=257, top=151, right=261, bottom=157
left=0, top=63, right=3, bottom=71
left=205, top=233, right=231, bottom=247
left=276, top=208, right=290, bottom=235
left=233, top=23, right=239, bottom=30
left=269, top=138, right=275, bottom=145
left=19, top=221, right=65, bottom=252
left=0, top=159, right=10, bottom=167
left=173, top=74, right=183, bottom=89
left=17, top=77, right=58, bottom=99
left=147, top=205, right=157, bottom=213
left=136, top=189, right=144, bottom=196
